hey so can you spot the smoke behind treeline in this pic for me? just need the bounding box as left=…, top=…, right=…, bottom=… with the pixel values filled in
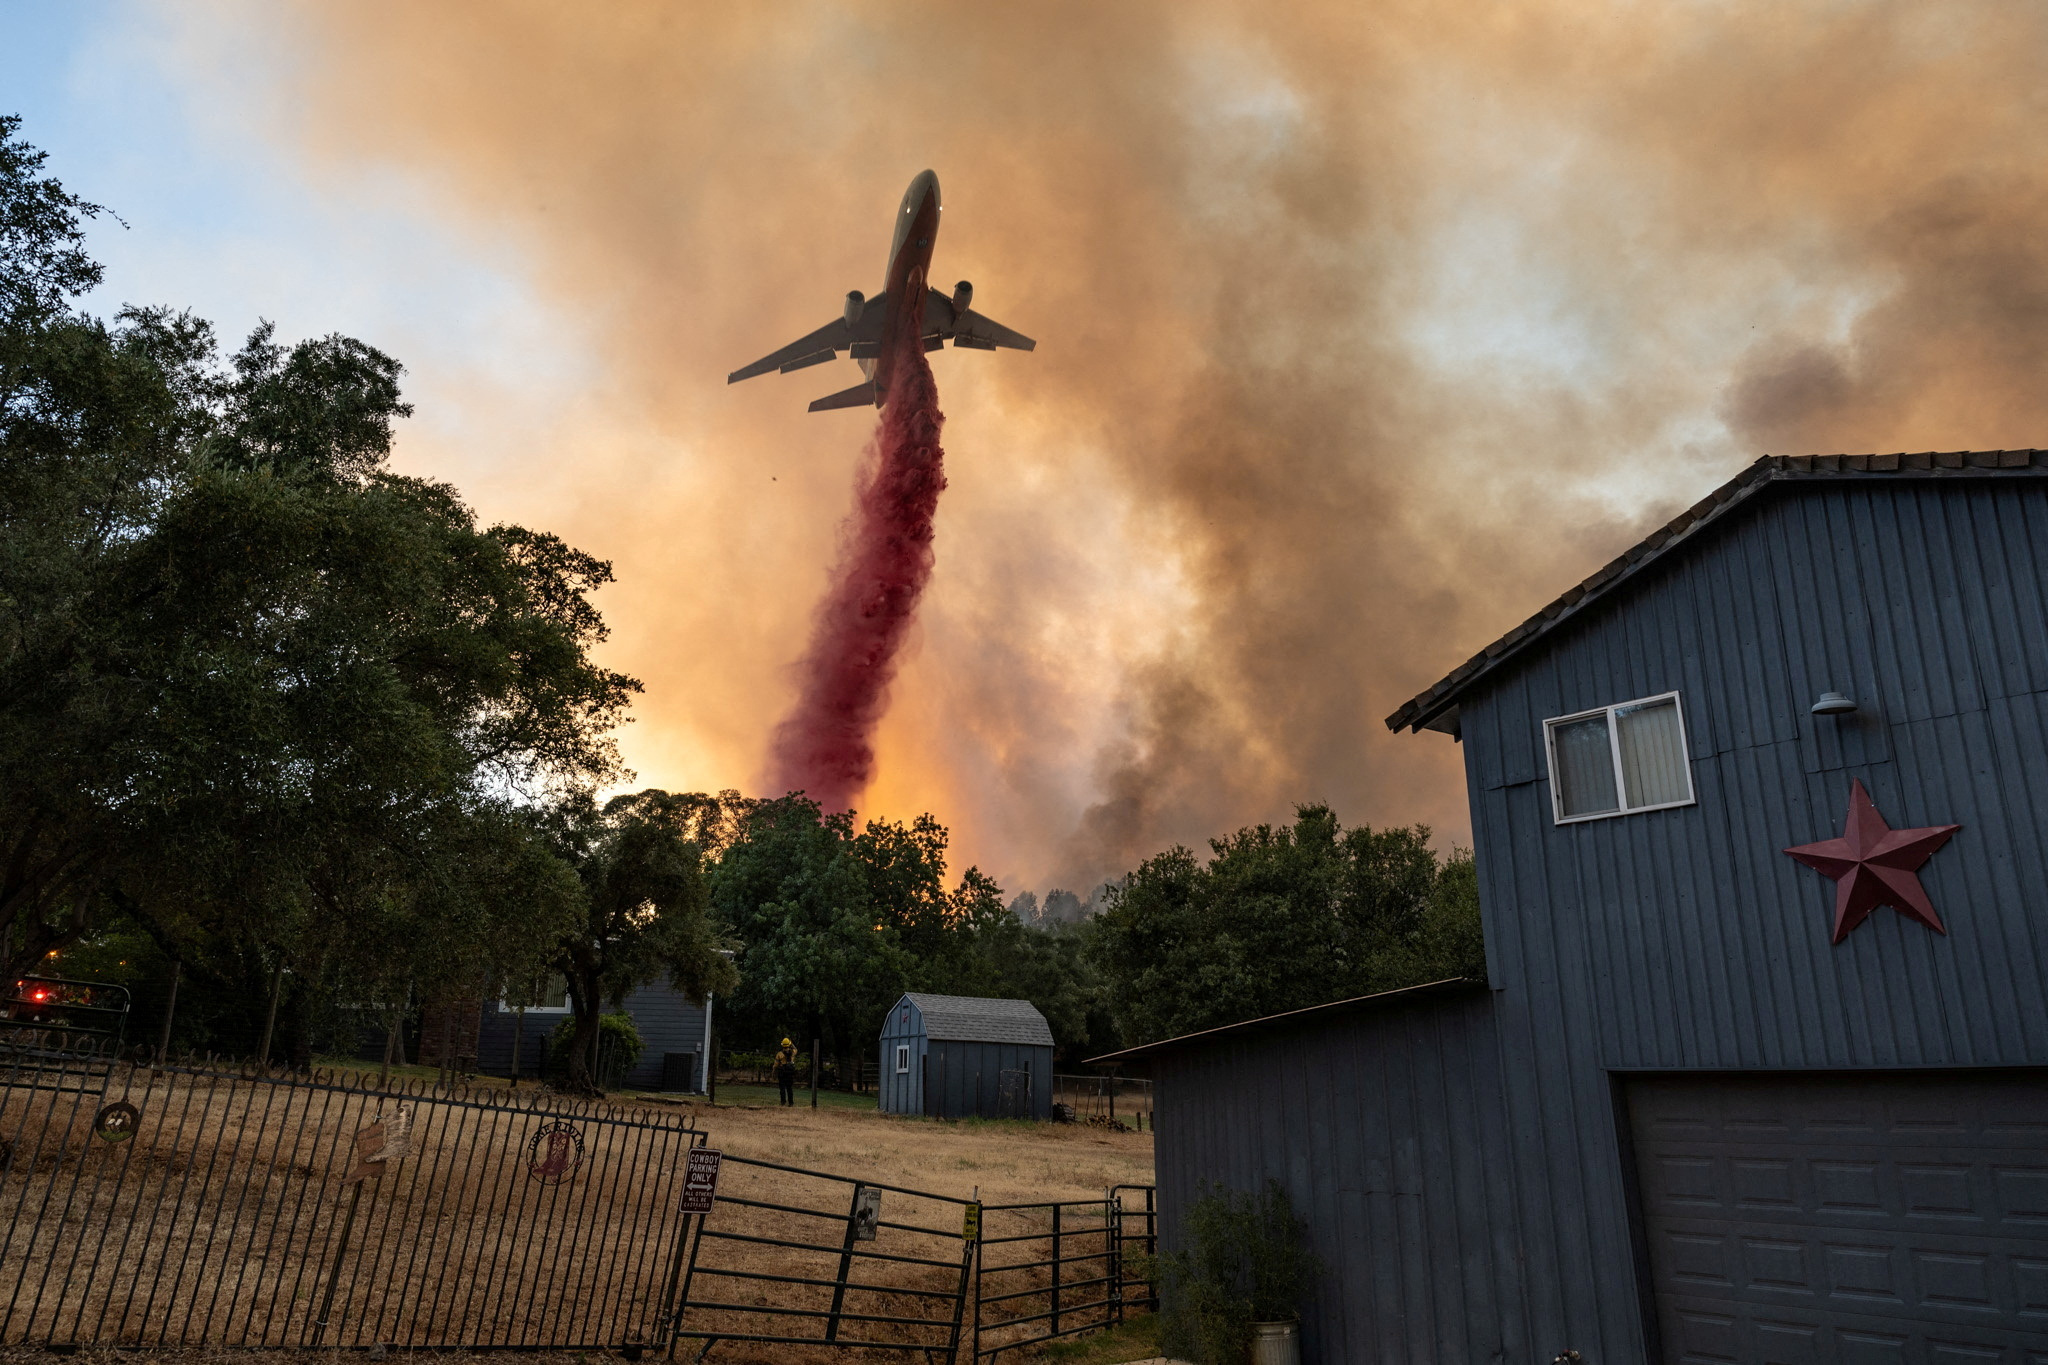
left=208, top=1, right=2048, bottom=894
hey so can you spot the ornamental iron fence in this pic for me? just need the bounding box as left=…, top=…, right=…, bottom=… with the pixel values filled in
left=0, top=1046, right=703, bottom=1350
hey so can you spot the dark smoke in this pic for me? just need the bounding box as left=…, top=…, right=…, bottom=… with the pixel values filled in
left=768, top=327, right=948, bottom=812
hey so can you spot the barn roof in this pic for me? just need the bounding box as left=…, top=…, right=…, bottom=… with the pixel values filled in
left=1383, top=449, right=2048, bottom=739
left=900, top=993, right=1054, bottom=1047
left=1085, top=978, right=1484, bottom=1065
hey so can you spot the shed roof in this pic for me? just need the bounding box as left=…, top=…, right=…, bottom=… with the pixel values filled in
left=1383, top=449, right=2048, bottom=738
left=899, top=993, right=1054, bottom=1047
left=1085, top=978, right=1484, bottom=1065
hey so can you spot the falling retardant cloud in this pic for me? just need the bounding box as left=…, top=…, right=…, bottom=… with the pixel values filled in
left=166, top=0, right=2048, bottom=894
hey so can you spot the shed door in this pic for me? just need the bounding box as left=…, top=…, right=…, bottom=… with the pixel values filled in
left=1625, top=1071, right=2048, bottom=1363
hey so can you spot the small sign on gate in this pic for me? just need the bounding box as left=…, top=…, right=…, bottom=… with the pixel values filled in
left=679, top=1147, right=722, bottom=1213
left=347, top=1105, right=412, bottom=1183
left=852, top=1185, right=881, bottom=1241
left=962, top=1201, right=981, bottom=1243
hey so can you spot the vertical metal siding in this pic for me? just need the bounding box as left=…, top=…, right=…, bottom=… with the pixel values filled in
left=1451, top=479, right=2048, bottom=1359
left=921, top=1040, right=1052, bottom=1119
left=877, top=996, right=924, bottom=1115
left=1153, top=991, right=1525, bottom=1364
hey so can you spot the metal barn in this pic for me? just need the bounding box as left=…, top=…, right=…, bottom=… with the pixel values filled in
left=878, top=992, right=1054, bottom=1119
left=1104, top=451, right=2048, bottom=1364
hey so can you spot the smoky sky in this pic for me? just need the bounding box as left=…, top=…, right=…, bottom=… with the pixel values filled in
left=217, top=1, right=2048, bottom=893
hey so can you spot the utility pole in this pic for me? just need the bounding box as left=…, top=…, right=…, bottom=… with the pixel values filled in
left=811, top=1037, right=820, bottom=1109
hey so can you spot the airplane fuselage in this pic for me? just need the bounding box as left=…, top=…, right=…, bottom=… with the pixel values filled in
left=725, top=169, right=1033, bottom=411
left=864, top=170, right=942, bottom=395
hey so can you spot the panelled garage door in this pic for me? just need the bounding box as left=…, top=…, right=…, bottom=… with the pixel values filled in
left=1626, top=1071, right=2048, bottom=1364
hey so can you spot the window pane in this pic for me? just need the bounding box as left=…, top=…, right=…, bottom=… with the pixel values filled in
left=1615, top=698, right=1690, bottom=808
left=1551, top=714, right=1620, bottom=817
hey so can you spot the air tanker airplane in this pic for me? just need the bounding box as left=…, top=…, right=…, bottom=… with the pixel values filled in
left=727, top=170, right=1036, bottom=411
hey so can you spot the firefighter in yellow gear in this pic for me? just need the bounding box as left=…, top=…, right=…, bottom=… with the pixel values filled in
left=774, top=1038, right=800, bottom=1106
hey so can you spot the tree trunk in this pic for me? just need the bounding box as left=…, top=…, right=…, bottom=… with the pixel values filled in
left=563, top=974, right=603, bottom=1096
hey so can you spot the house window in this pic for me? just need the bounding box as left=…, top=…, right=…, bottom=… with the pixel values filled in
left=895, top=1044, right=910, bottom=1075
left=501, top=974, right=573, bottom=1013
left=1544, top=691, right=1695, bottom=823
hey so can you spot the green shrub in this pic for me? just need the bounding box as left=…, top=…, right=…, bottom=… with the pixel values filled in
left=1156, top=1181, right=1322, bottom=1365
left=546, top=1012, right=644, bottom=1084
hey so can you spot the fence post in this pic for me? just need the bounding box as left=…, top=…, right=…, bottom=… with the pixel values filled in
left=947, top=1188, right=978, bottom=1365
left=1050, top=1202, right=1062, bottom=1338
left=1107, top=1188, right=1121, bottom=1325
left=656, top=1210, right=698, bottom=1352
left=309, top=1180, right=369, bottom=1345
left=823, top=1182, right=865, bottom=1343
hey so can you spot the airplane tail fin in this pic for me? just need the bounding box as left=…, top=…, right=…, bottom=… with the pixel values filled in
left=808, top=380, right=879, bottom=413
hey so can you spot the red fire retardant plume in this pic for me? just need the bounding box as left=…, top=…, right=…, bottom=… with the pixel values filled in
left=767, top=329, right=947, bottom=811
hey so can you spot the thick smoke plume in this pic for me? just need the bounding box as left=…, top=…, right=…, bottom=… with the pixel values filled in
left=768, top=329, right=947, bottom=812
left=225, top=2, right=2048, bottom=894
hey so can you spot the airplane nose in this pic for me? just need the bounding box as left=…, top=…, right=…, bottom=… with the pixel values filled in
left=916, top=169, right=940, bottom=211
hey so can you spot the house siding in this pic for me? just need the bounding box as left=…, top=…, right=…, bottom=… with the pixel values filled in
left=475, top=981, right=708, bottom=1091
left=1458, top=478, right=2048, bottom=1358
left=1148, top=475, right=2048, bottom=1362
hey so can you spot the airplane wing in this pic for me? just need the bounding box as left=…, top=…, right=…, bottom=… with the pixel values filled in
left=923, top=287, right=1036, bottom=352
left=728, top=293, right=891, bottom=384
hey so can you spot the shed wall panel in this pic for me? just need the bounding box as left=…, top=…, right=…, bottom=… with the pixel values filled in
left=1152, top=991, right=1524, bottom=1365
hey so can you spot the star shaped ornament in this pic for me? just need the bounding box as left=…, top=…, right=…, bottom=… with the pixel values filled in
left=1784, top=780, right=1961, bottom=944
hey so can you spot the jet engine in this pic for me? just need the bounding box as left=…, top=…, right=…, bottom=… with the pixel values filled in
left=844, top=291, right=865, bottom=326
left=951, top=280, right=973, bottom=315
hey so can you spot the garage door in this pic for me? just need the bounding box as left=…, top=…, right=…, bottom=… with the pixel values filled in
left=1625, top=1071, right=2048, bottom=1364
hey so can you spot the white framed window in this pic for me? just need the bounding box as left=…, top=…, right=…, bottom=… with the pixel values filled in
left=895, top=1044, right=910, bottom=1075
left=1544, top=691, right=1696, bottom=824
left=500, top=974, right=573, bottom=1014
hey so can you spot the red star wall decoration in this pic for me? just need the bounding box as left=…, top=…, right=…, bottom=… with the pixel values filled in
left=1784, top=779, right=1961, bottom=944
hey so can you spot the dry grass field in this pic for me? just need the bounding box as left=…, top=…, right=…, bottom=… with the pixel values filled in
left=666, top=1092, right=1155, bottom=1207
left=2, top=1064, right=1154, bottom=1365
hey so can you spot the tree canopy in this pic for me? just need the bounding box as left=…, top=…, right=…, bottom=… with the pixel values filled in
left=707, top=796, right=1114, bottom=1070
left=0, top=118, right=636, bottom=1043
left=537, top=788, right=742, bottom=1090
left=1087, top=805, right=1483, bottom=1044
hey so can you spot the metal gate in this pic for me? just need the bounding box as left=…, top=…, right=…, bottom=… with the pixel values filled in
left=1, top=1050, right=704, bottom=1350
left=972, top=1192, right=1126, bottom=1362
left=671, top=1153, right=976, bottom=1362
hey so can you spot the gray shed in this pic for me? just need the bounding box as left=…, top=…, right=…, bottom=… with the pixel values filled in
left=878, top=993, right=1054, bottom=1119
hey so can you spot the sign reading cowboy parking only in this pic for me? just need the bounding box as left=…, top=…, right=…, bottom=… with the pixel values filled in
left=679, top=1148, right=722, bottom=1214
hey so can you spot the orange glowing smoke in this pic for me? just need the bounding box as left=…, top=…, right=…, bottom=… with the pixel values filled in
left=189, top=2, right=2048, bottom=891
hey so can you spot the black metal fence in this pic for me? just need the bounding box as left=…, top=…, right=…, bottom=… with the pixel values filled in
left=4, top=1024, right=1157, bottom=1359
left=1, top=1041, right=704, bottom=1350
left=972, top=1186, right=1157, bottom=1362
left=672, top=1153, right=976, bottom=1361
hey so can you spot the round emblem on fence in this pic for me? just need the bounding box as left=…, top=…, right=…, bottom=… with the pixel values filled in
left=525, top=1121, right=584, bottom=1185
left=92, top=1101, right=140, bottom=1144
